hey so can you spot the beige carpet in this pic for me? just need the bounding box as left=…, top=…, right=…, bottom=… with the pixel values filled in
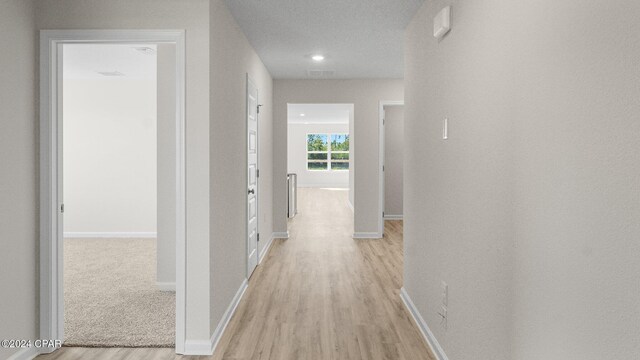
left=64, top=238, right=175, bottom=347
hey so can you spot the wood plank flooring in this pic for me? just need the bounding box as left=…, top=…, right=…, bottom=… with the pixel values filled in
left=37, top=188, right=433, bottom=360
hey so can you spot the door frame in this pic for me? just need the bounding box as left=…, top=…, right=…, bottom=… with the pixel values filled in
left=378, top=100, right=404, bottom=236
left=39, top=30, right=187, bottom=354
left=246, top=74, right=259, bottom=278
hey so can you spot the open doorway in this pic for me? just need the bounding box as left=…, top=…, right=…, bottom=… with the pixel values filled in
left=379, top=101, right=404, bottom=233
left=40, top=30, right=186, bottom=354
left=286, top=104, right=354, bottom=231
left=60, top=43, right=174, bottom=347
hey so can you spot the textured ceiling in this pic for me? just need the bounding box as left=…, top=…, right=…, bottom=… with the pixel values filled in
left=224, top=0, right=425, bottom=79
left=288, top=104, right=352, bottom=124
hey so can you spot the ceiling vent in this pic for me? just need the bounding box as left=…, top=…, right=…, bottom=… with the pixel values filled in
left=307, top=70, right=335, bottom=78
left=97, top=71, right=125, bottom=77
left=133, top=46, right=156, bottom=55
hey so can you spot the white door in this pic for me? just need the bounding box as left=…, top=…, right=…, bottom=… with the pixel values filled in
left=247, top=75, right=259, bottom=277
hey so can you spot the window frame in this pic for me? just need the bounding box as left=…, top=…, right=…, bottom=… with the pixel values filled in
left=306, top=132, right=349, bottom=171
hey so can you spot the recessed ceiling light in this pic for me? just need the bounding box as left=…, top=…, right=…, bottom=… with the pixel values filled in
left=312, top=55, right=325, bottom=62
left=300, top=113, right=306, bottom=117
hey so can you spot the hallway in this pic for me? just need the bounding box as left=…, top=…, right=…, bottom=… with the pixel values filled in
left=213, top=188, right=433, bottom=360
left=37, top=188, right=433, bottom=360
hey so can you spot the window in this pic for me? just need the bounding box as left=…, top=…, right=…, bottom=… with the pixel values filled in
left=307, top=133, right=349, bottom=171
left=330, top=134, right=349, bottom=170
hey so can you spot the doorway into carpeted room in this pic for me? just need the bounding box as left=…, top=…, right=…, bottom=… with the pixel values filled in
left=61, top=43, right=175, bottom=348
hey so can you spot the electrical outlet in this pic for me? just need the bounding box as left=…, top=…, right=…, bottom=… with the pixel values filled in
left=441, top=281, right=448, bottom=306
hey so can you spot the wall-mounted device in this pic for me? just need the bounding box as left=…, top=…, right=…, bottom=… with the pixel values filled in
left=433, top=6, right=451, bottom=39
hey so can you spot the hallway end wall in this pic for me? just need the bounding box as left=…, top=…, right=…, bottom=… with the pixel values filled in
left=288, top=122, right=350, bottom=188
left=273, top=80, right=403, bottom=234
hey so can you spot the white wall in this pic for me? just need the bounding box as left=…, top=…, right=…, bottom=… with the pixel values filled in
left=157, top=44, right=177, bottom=287
left=404, top=2, right=527, bottom=359
left=383, top=105, right=403, bottom=217
left=37, top=0, right=212, bottom=343
left=510, top=2, right=640, bottom=359
left=4, top=0, right=273, bottom=354
left=405, top=1, right=640, bottom=360
left=273, top=80, right=403, bottom=235
left=63, top=71, right=157, bottom=235
left=0, top=1, right=37, bottom=359
left=209, top=0, right=274, bottom=334
left=288, top=123, right=349, bottom=188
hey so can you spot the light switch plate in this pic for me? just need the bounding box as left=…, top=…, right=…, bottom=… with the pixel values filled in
left=441, top=281, right=448, bottom=306
left=443, top=118, right=448, bottom=139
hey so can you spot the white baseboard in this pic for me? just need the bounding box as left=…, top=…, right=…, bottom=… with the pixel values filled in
left=348, top=199, right=354, bottom=212
left=156, top=282, right=176, bottom=292
left=6, top=347, right=40, bottom=360
left=298, top=184, right=348, bottom=189
left=352, top=232, right=383, bottom=239
left=400, top=287, right=449, bottom=360
left=183, top=279, right=248, bottom=356
left=384, top=214, right=403, bottom=220
left=259, top=234, right=275, bottom=264
left=183, top=338, right=214, bottom=356
left=211, top=279, right=249, bottom=354
left=272, top=231, right=289, bottom=239
left=64, top=232, right=157, bottom=238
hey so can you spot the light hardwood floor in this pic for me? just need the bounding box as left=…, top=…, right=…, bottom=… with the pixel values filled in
left=37, top=188, right=433, bottom=360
